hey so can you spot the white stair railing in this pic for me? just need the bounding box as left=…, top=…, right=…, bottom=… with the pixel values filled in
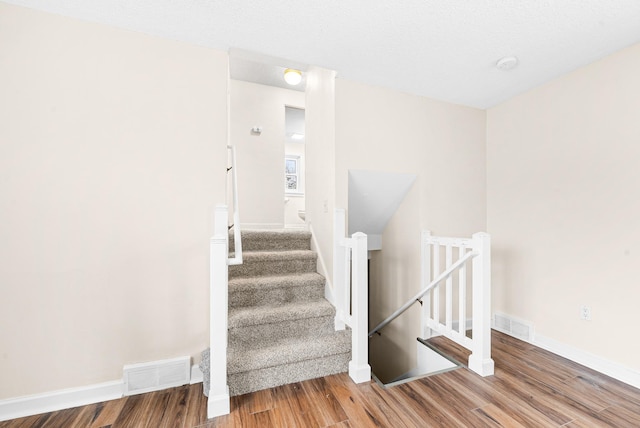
left=208, top=145, right=242, bottom=418
left=333, top=208, right=371, bottom=383
left=421, top=231, right=494, bottom=376
left=368, top=230, right=494, bottom=377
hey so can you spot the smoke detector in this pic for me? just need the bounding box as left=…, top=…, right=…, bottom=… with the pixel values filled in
left=496, top=56, right=519, bottom=71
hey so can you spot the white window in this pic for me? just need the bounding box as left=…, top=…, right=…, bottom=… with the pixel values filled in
left=285, top=155, right=301, bottom=194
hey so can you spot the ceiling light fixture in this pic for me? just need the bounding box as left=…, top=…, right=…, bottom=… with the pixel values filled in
left=290, top=133, right=304, bottom=140
left=496, top=56, right=519, bottom=71
left=284, top=68, right=302, bottom=85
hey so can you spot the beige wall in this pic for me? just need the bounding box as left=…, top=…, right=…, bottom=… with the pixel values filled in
left=0, top=3, right=228, bottom=398
left=230, top=80, right=304, bottom=227
left=305, top=67, right=337, bottom=281
left=335, top=79, right=486, bottom=379
left=487, top=43, right=640, bottom=370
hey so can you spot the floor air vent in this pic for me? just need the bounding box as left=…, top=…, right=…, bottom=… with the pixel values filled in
left=493, top=312, right=533, bottom=342
left=123, top=356, right=190, bottom=396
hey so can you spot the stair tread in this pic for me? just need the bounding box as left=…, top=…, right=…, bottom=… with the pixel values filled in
left=228, top=330, right=351, bottom=374
left=229, top=272, right=324, bottom=291
left=228, top=299, right=334, bottom=328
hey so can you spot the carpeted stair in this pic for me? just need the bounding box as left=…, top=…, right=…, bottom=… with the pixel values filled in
left=202, top=229, right=351, bottom=397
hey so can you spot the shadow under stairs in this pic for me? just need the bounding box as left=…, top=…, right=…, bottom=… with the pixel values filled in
left=372, top=338, right=463, bottom=388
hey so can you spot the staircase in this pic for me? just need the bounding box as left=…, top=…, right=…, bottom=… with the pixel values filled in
left=202, top=229, right=351, bottom=397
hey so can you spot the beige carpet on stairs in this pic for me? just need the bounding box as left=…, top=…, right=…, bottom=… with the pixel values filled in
left=201, top=229, right=351, bottom=397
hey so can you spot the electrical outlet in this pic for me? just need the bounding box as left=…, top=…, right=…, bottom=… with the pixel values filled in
left=580, top=305, right=592, bottom=321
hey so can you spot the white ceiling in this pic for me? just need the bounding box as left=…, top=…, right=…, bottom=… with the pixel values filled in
left=6, top=0, right=640, bottom=108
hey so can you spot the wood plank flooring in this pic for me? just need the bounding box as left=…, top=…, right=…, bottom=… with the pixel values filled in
left=3, top=330, right=640, bottom=427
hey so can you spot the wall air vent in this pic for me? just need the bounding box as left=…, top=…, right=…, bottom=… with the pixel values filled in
left=493, top=312, right=534, bottom=342
left=123, top=356, right=190, bottom=396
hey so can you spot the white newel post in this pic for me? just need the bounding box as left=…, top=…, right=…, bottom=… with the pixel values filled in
left=349, top=232, right=371, bottom=383
left=468, top=232, right=495, bottom=377
left=208, top=205, right=230, bottom=417
left=420, top=230, right=433, bottom=339
left=333, top=209, right=347, bottom=331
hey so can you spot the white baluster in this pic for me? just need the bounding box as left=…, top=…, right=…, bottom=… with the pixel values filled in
left=433, top=242, right=440, bottom=327
left=421, top=231, right=432, bottom=339
left=344, top=244, right=351, bottom=324
left=458, top=246, right=467, bottom=337
left=445, top=244, right=453, bottom=332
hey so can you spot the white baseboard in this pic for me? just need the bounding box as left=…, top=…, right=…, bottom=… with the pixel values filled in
left=324, top=280, right=335, bottom=306
left=284, top=224, right=308, bottom=230
left=533, top=334, right=640, bottom=390
left=0, top=364, right=204, bottom=422
left=493, top=312, right=640, bottom=390
left=308, top=222, right=332, bottom=292
left=190, top=364, right=203, bottom=384
left=0, top=380, right=123, bottom=422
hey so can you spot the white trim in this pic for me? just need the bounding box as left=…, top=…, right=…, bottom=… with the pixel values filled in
left=190, top=364, right=203, bottom=385
left=309, top=223, right=331, bottom=292
left=0, top=381, right=123, bottom=422
left=324, top=279, right=335, bottom=306
left=284, top=224, right=308, bottom=230
left=0, top=364, right=206, bottom=422
left=349, top=361, right=371, bottom=384
left=533, top=334, right=640, bottom=390
left=207, top=387, right=230, bottom=419
left=493, top=312, right=640, bottom=390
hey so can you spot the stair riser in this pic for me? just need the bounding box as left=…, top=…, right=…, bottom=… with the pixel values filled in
left=228, top=353, right=351, bottom=396
left=229, top=315, right=335, bottom=348
left=231, top=238, right=310, bottom=253
left=229, top=284, right=324, bottom=308
left=229, top=258, right=316, bottom=279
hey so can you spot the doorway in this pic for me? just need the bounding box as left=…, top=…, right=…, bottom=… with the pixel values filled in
left=284, top=106, right=306, bottom=228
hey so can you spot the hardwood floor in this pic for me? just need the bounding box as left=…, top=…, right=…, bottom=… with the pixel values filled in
left=3, top=330, right=640, bottom=427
